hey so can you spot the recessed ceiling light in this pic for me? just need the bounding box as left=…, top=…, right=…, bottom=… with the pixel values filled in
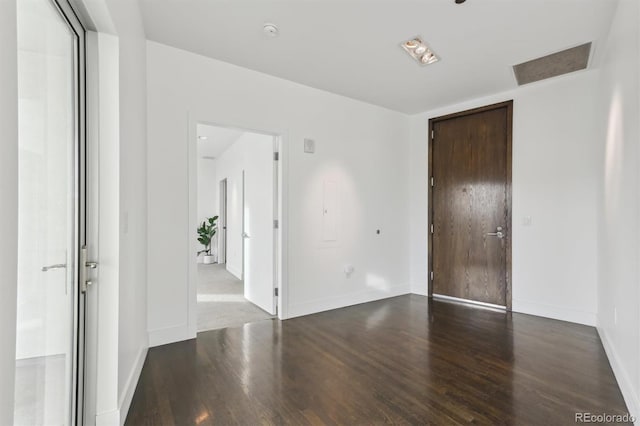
left=198, top=136, right=208, bottom=140
left=263, top=23, right=279, bottom=38
left=401, top=36, right=440, bottom=66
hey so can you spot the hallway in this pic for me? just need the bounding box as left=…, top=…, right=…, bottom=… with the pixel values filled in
left=197, top=264, right=273, bottom=332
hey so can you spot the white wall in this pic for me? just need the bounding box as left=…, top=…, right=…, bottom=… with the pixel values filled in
left=109, top=1, right=149, bottom=422
left=92, top=32, right=120, bottom=426
left=0, top=0, right=19, bottom=423
left=82, top=0, right=149, bottom=423
left=214, top=134, right=246, bottom=277
left=597, top=0, right=640, bottom=418
left=196, top=156, right=218, bottom=262
left=213, top=132, right=274, bottom=279
left=197, top=158, right=218, bottom=226
left=409, top=70, right=601, bottom=326
left=147, top=41, right=411, bottom=345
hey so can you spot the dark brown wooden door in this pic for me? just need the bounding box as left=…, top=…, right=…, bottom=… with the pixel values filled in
left=430, top=101, right=512, bottom=307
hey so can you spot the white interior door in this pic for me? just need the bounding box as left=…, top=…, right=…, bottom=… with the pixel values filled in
left=243, top=135, right=276, bottom=315
left=15, top=0, right=83, bottom=424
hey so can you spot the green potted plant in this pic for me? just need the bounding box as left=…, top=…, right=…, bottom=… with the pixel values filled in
left=197, top=215, right=219, bottom=264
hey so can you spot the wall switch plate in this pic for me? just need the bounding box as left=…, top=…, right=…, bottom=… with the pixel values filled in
left=304, top=138, right=315, bottom=153
left=344, top=264, right=354, bottom=277
left=522, top=216, right=532, bottom=226
left=122, top=211, right=129, bottom=234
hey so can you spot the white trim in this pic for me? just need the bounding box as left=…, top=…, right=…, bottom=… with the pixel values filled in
left=512, top=298, right=597, bottom=326
left=287, top=285, right=410, bottom=319
left=410, top=287, right=428, bottom=297
left=598, top=327, right=640, bottom=424
left=118, top=345, right=148, bottom=426
left=83, top=30, right=100, bottom=426
left=148, top=324, right=192, bottom=348
left=95, top=409, right=120, bottom=426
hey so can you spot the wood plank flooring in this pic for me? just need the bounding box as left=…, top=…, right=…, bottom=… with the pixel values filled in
left=125, top=295, right=630, bottom=425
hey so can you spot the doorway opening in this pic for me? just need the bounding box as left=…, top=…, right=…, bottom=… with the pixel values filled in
left=195, top=123, right=279, bottom=332
left=428, top=101, right=513, bottom=309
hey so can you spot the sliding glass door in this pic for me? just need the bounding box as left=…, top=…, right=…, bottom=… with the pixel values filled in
left=15, top=0, right=86, bottom=424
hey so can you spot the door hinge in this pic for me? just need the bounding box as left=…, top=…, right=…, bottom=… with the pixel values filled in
left=431, top=129, right=435, bottom=140
left=274, top=219, right=279, bottom=229
left=430, top=271, right=434, bottom=281
left=274, top=152, right=279, bottom=161
left=430, top=224, right=434, bottom=234
left=430, top=176, right=434, bottom=187
left=274, top=288, right=279, bottom=297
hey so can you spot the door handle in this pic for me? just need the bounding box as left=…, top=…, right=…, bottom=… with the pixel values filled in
left=487, top=226, right=504, bottom=239
left=242, top=232, right=250, bottom=238
left=42, top=263, right=66, bottom=272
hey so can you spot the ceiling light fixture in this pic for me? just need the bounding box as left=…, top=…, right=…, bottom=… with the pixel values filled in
left=263, top=23, right=279, bottom=38
left=401, top=36, right=440, bottom=66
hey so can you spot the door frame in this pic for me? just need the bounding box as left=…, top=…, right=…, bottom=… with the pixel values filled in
left=48, top=0, right=88, bottom=424
left=427, top=100, right=513, bottom=310
left=187, top=117, right=287, bottom=337
left=241, top=169, right=245, bottom=281
left=218, top=178, right=227, bottom=264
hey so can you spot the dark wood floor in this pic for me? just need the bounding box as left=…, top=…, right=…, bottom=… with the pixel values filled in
left=126, top=295, right=630, bottom=425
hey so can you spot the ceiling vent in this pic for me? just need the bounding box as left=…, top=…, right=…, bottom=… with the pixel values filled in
left=512, top=42, right=592, bottom=86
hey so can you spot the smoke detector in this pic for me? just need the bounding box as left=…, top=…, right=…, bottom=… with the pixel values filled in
left=263, top=23, right=279, bottom=38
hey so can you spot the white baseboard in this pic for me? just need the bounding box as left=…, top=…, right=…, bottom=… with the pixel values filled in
left=598, top=327, right=640, bottom=424
left=410, top=285, right=428, bottom=296
left=287, top=284, right=410, bottom=319
left=512, top=299, right=596, bottom=326
left=148, top=323, right=194, bottom=347
left=96, top=409, right=120, bottom=426
left=118, top=345, right=148, bottom=426
left=226, top=263, right=242, bottom=280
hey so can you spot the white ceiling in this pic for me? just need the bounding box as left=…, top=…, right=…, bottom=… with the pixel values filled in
left=139, top=0, right=617, bottom=114
left=196, top=124, right=243, bottom=159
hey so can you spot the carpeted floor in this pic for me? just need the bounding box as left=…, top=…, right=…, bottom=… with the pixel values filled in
left=197, top=263, right=274, bottom=332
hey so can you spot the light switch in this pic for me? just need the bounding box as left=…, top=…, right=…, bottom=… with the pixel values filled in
left=344, top=264, right=354, bottom=277
left=304, top=138, right=315, bottom=153
left=522, top=216, right=532, bottom=226
left=122, top=211, right=129, bottom=234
